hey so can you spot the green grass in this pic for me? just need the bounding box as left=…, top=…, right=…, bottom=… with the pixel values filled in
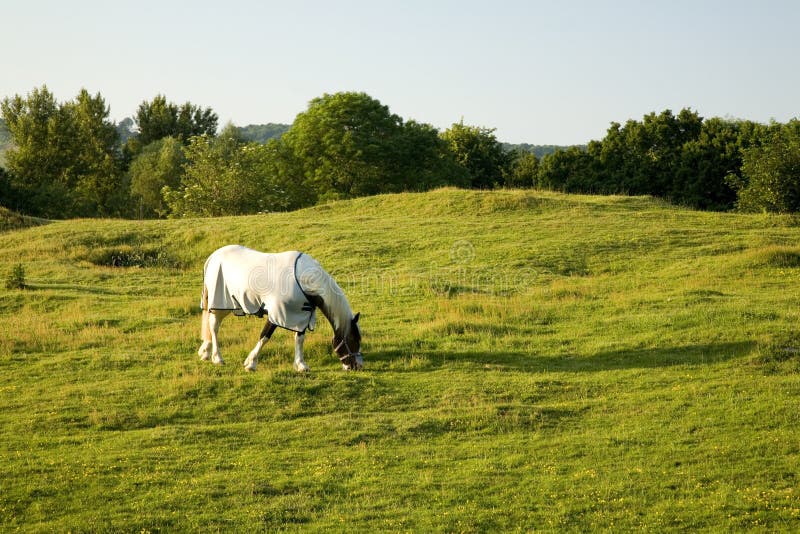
left=1, top=188, right=799, bottom=531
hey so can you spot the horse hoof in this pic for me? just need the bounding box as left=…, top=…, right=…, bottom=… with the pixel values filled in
left=244, top=364, right=256, bottom=372
left=294, top=363, right=310, bottom=373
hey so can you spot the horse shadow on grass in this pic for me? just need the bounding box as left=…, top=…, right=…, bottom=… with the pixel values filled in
left=377, top=341, right=755, bottom=374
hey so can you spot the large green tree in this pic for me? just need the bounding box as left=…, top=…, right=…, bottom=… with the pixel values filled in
left=440, top=121, right=511, bottom=189
left=590, top=109, right=703, bottom=197
left=394, top=120, right=469, bottom=190
left=282, top=92, right=466, bottom=201
left=162, top=126, right=249, bottom=217
left=128, top=136, right=185, bottom=218
left=1, top=86, right=66, bottom=205
left=674, top=118, right=767, bottom=210
left=504, top=150, right=540, bottom=188
left=68, top=89, right=127, bottom=215
left=534, top=108, right=769, bottom=211
left=733, top=121, right=800, bottom=213
left=1, top=86, right=124, bottom=217
left=535, top=146, right=593, bottom=191
left=128, top=95, right=218, bottom=154
left=282, top=92, right=404, bottom=200
left=162, top=125, right=308, bottom=217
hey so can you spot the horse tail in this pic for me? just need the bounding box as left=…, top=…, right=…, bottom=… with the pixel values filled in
left=201, top=283, right=211, bottom=342
left=199, top=251, right=213, bottom=342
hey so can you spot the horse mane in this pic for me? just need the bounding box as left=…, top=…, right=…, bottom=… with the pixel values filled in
left=304, top=265, right=354, bottom=337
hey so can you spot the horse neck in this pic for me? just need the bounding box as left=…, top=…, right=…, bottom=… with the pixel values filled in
left=314, top=279, right=353, bottom=338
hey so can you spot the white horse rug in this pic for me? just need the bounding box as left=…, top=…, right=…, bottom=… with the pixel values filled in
left=203, top=245, right=324, bottom=332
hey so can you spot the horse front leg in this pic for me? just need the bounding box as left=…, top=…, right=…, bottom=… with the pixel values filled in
left=244, top=322, right=277, bottom=372
left=293, top=332, right=310, bottom=372
left=208, top=310, right=229, bottom=365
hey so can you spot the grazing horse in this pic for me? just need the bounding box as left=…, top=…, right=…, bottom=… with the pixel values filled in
left=197, top=245, right=363, bottom=372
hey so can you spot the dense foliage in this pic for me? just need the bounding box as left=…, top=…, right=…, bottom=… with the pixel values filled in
left=281, top=92, right=468, bottom=203
left=162, top=125, right=309, bottom=217
left=128, top=136, right=185, bottom=218
left=1, top=86, right=125, bottom=217
left=440, top=122, right=510, bottom=189
left=534, top=109, right=779, bottom=211
left=1, top=85, right=799, bottom=217
left=126, top=95, right=218, bottom=152
left=730, top=121, right=800, bottom=213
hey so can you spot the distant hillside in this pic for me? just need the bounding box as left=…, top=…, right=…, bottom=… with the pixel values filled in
left=0, top=118, right=10, bottom=166
left=234, top=123, right=576, bottom=156
left=237, top=123, right=290, bottom=143
left=115, top=117, right=137, bottom=145
left=502, top=142, right=586, bottom=157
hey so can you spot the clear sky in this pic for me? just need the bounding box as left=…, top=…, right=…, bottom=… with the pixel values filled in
left=2, top=0, right=798, bottom=145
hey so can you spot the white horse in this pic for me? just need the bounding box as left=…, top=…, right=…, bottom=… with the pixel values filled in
left=197, top=245, right=363, bottom=372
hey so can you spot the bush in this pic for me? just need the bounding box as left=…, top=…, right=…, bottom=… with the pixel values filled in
left=750, top=331, right=800, bottom=375
left=5, top=263, right=26, bottom=289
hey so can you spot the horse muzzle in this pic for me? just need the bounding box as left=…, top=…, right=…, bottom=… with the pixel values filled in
left=342, top=353, right=364, bottom=371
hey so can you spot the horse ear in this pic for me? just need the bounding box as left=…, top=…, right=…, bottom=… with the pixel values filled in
left=353, top=312, right=360, bottom=323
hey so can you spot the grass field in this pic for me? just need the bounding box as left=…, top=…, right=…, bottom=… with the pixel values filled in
left=1, top=188, right=799, bottom=531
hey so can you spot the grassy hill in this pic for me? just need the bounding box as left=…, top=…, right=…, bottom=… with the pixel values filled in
left=1, top=188, right=799, bottom=531
left=236, top=122, right=291, bottom=143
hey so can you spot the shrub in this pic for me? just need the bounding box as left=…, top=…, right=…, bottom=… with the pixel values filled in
left=5, top=263, right=26, bottom=289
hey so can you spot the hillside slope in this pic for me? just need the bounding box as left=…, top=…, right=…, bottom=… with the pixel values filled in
left=1, top=189, right=799, bottom=531
left=0, top=205, right=49, bottom=233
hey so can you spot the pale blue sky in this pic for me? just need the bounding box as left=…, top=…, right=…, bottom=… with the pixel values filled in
left=2, top=0, right=798, bottom=144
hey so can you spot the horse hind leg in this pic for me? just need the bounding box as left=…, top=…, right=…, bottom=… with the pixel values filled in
left=198, top=309, right=213, bottom=361
left=198, top=285, right=213, bottom=360
left=293, top=332, right=310, bottom=373
left=208, top=310, right=228, bottom=365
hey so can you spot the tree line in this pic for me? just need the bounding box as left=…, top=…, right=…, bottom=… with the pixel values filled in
left=1, top=86, right=799, bottom=218
left=532, top=109, right=800, bottom=213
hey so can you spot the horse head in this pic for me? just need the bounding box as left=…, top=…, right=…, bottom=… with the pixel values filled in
left=333, top=312, right=363, bottom=370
